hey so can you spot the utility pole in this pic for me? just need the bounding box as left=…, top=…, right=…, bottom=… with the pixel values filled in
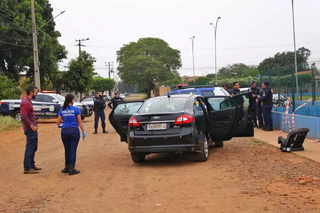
left=190, top=36, right=196, bottom=86
left=31, top=0, right=41, bottom=91
left=75, top=38, right=89, bottom=58
left=105, top=62, right=113, bottom=79
left=105, top=62, right=113, bottom=96
left=210, top=17, right=221, bottom=86
left=291, top=0, right=299, bottom=98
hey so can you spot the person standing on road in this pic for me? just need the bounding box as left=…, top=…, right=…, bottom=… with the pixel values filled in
left=223, top=85, right=229, bottom=93
left=21, top=85, right=41, bottom=174
left=93, top=91, right=108, bottom=134
left=56, top=94, right=86, bottom=175
left=258, top=81, right=273, bottom=131
left=249, top=81, right=261, bottom=128
left=229, top=82, right=241, bottom=96
left=108, top=92, right=124, bottom=110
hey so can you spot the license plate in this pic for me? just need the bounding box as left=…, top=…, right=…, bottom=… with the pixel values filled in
left=147, top=123, right=167, bottom=131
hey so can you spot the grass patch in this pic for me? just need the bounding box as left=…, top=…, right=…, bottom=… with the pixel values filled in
left=0, top=116, right=22, bottom=132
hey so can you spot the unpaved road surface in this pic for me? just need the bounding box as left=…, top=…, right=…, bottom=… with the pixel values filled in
left=1, top=109, right=320, bottom=212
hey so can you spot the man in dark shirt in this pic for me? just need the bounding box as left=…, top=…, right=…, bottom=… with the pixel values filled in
left=108, top=92, right=124, bottom=110
left=249, top=81, right=261, bottom=127
left=20, top=85, right=41, bottom=174
left=258, top=81, right=273, bottom=131
left=229, top=82, right=241, bottom=96
left=93, top=91, right=108, bottom=134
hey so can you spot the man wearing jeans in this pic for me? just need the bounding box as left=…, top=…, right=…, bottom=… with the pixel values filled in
left=20, top=85, right=41, bottom=174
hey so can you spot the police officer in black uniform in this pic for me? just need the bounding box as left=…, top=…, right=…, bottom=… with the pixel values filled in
left=93, top=91, right=108, bottom=134
left=249, top=81, right=261, bottom=127
left=258, top=81, right=273, bottom=131
left=108, top=92, right=124, bottom=110
left=229, top=82, right=240, bottom=96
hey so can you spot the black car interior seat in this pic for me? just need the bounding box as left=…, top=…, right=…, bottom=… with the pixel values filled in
left=278, top=128, right=310, bottom=152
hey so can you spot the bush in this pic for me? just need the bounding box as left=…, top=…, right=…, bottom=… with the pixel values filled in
left=0, top=76, right=18, bottom=100
left=0, top=116, right=22, bottom=132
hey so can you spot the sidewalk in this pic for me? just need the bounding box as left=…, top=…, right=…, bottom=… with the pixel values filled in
left=254, top=128, right=320, bottom=163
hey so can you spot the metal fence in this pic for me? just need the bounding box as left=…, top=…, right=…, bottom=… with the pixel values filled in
left=259, top=67, right=318, bottom=110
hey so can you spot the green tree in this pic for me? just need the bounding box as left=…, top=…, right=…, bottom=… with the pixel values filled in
left=218, top=63, right=249, bottom=79
left=92, top=77, right=115, bottom=93
left=64, top=51, right=96, bottom=98
left=117, top=81, right=137, bottom=94
left=0, top=75, right=19, bottom=99
left=241, top=66, right=259, bottom=78
left=189, top=77, right=211, bottom=85
left=117, top=38, right=182, bottom=98
left=0, top=0, right=67, bottom=87
left=258, top=47, right=311, bottom=76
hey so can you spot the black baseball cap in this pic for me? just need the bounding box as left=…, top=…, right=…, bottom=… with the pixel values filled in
left=114, top=92, right=119, bottom=94
left=251, top=81, right=255, bottom=85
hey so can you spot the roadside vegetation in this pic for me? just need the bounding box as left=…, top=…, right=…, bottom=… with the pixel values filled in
left=0, top=116, right=21, bottom=132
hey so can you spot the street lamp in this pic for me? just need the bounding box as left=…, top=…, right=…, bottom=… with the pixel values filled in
left=210, top=17, right=221, bottom=86
left=37, top=10, right=66, bottom=33
left=190, top=36, right=196, bottom=85
left=291, top=0, right=299, bottom=102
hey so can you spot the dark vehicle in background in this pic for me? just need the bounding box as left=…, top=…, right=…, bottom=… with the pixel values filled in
left=109, top=93, right=254, bottom=163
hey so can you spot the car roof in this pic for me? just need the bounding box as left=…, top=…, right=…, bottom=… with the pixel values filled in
left=154, top=94, right=200, bottom=99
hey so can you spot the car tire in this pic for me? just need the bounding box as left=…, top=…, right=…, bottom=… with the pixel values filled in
left=13, top=110, right=22, bottom=122
left=196, top=135, right=209, bottom=162
left=215, top=141, right=224, bottom=148
left=81, top=115, right=85, bottom=121
left=131, top=153, right=146, bottom=163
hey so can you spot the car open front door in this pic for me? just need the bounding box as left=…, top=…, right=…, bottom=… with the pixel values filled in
left=109, top=101, right=143, bottom=142
left=231, top=92, right=254, bottom=137
left=205, top=96, right=243, bottom=141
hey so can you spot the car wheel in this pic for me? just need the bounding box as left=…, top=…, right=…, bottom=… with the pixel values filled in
left=196, top=136, right=209, bottom=162
left=215, top=141, right=224, bottom=148
left=131, top=153, right=146, bottom=163
left=13, top=110, right=21, bottom=122
left=81, top=115, right=85, bottom=121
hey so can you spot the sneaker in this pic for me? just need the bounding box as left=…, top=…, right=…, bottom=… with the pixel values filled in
left=24, top=169, right=39, bottom=174
left=102, top=130, right=109, bottom=134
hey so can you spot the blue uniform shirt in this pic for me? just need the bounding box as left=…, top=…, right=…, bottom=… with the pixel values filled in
left=229, top=89, right=240, bottom=96
left=108, top=97, right=124, bottom=109
left=58, top=105, right=81, bottom=129
left=258, top=87, right=273, bottom=105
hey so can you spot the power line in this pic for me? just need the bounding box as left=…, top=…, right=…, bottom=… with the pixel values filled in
left=0, top=40, right=32, bottom=48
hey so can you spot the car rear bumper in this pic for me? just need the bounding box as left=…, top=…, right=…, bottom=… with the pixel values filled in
left=128, top=133, right=201, bottom=153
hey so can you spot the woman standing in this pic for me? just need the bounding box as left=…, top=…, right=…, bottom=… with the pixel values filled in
left=56, top=94, right=86, bottom=175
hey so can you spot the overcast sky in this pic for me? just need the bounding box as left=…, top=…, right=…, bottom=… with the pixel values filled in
left=51, top=0, right=320, bottom=78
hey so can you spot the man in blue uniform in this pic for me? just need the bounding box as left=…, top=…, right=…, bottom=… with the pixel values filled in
left=93, top=91, right=108, bottom=134
left=258, top=81, right=273, bottom=131
left=108, top=92, right=124, bottom=110
left=249, top=81, right=261, bottom=127
left=229, top=82, right=240, bottom=96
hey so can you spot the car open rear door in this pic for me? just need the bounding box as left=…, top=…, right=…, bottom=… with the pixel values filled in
left=204, top=96, right=243, bottom=141
left=231, top=92, right=254, bottom=137
left=109, top=101, right=144, bottom=142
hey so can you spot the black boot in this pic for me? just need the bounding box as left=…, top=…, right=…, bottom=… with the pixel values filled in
left=103, top=130, right=109, bottom=133
left=61, top=163, right=69, bottom=173
left=93, top=130, right=97, bottom=134
left=68, top=163, right=80, bottom=175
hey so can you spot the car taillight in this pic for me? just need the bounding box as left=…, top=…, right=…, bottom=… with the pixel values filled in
left=175, top=114, right=194, bottom=125
left=0, top=101, right=4, bottom=106
left=129, top=117, right=140, bottom=127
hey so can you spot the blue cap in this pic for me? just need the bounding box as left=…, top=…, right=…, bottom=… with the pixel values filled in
left=263, top=81, right=270, bottom=86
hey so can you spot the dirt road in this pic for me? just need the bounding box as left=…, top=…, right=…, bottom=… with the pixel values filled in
left=1, top=109, right=320, bottom=212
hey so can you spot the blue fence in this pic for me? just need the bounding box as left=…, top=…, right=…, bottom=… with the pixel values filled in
left=272, top=111, right=320, bottom=140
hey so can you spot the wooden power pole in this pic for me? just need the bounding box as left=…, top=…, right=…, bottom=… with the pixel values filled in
left=31, top=0, right=41, bottom=91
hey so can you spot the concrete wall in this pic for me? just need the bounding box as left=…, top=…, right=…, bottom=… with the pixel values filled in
left=272, top=111, right=320, bottom=140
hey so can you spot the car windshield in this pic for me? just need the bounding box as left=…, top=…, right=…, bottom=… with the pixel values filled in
left=139, top=97, right=187, bottom=113
left=215, top=88, right=230, bottom=96
left=82, top=98, right=93, bottom=101
left=52, top=94, right=65, bottom=102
